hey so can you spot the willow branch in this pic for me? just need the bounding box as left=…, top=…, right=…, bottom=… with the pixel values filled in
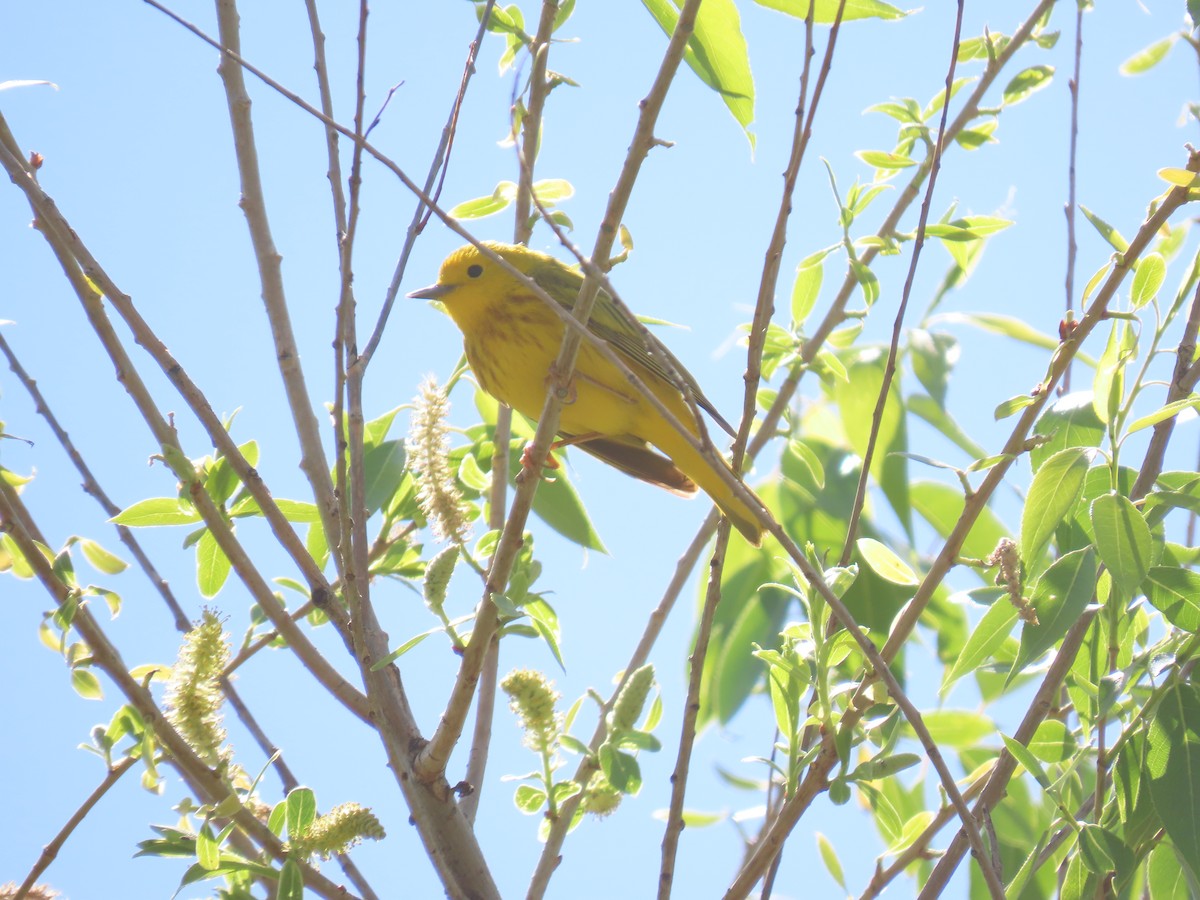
left=0, top=112, right=347, bottom=631
left=663, top=2, right=850, bottom=892
left=0, top=131, right=370, bottom=723
left=213, top=0, right=340, bottom=552
left=1060, top=0, right=1084, bottom=394
left=657, top=525, right=734, bottom=898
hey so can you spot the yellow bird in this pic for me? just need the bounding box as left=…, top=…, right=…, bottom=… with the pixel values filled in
left=409, top=241, right=763, bottom=546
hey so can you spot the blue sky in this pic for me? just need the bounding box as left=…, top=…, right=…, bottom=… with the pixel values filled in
left=2, top=2, right=1198, bottom=898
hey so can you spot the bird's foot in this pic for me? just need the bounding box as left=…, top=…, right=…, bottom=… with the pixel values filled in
left=520, top=442, right=562, bottom=474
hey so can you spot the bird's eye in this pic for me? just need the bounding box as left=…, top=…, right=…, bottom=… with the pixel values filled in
left=467, top=264, right=483, bottom=278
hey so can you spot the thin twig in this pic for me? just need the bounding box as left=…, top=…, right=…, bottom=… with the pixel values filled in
left=0, top=332, right=315, bottom=792
left=214, top=0, right=341, bottom=569
left=1060, top=0, right=1084, bottom=395
left=306, top=0, right=352, bottom=580
left=0, top=130, right=370, bottom=723
left=859, top=770, right=990, bottom=898
left=358, top=0, right=496, bottom=369
left=13, top=757, right=137, bottom=900
left=461, top=635, right=500, bottom=825
left=529, top=520, right=718, bottom=895
left=461, top=0, right=561, bottom=823
left=657, top=524, right=734, bottom=899
left=663, top=1, right=848, bottom=892
left=840, top=0, right=965, bottom=568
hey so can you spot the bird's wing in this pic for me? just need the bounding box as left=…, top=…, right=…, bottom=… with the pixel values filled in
left=533, top=262, right=737, bottom=438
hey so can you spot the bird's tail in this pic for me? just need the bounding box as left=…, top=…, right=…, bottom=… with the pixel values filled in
left=651, top=426, right=765, bottom=546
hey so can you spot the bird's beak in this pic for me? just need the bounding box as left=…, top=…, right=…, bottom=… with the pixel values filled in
left=408, top=282, right=454, bottom=300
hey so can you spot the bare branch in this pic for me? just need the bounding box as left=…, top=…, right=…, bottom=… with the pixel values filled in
left=13, top=757, right=137, bottom=900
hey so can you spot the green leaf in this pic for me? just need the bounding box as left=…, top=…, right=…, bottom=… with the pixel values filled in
left=640, top=0, right=755, bottom=146
left=278, top=859, right=304, bottom=900
left=907, top=394, right=988, bottom=459
left=1092, top=322, right=1133, bottom=425
left=598, top=745, right=642, bottom=795
left=196, top=824, right=220, bottom=871
left=364, top=405, right=402, bottom=447
left=909, top=330, right=959, bottom=408
left=79, top=539, right=129, bottom=575
left=532, top=178, right=574, bottom=204
left=699, top=530, right=791, bottom=726
left=1146, top=684, right=1200, bottom=884
left=448, top=181, right=517, bottom=219
left=856, top=150, right=915, bottom=171
left=1001, top=732, right=1053, bottom=790
left=932, top=312, right=1090, bottom=361
left=1144, top=566, right=1200, bottom=632
left=1028, top=719, right=1074, bottom=763
left=781, top=439, right=826, bottom=492
left=955, top=120, right=997, bottom=150
left=942, top=595, right=1018, bottom=692
left=1131, top=252, right=1167, bottom=308
left=362, top=440, right=407, bottom=515
left=1080, top=205, right=1130, bottom=254
left=833, top=356, right=910, bottom=535
left=285, top=787, right=317, bottom=841
left=1127, top=394, right=1200, bottom=434
left=196, top=529, right=231, bottom=600
left=268, top=802, right=286, bottom=837
left=1148, top=842, right=1192, bottom=899
left=1020, top=447, right=1091, bottom=568
left=791, top=260, right=822, bottom=326
left=111, top=497, right=202, bottom=527
left=1003, top=65, right=1054, bottom=105
left=72, top=668, right=103, bottom=700
left=916, top=709, right=995, bottom=749
left=514, top=784, right=548, bottom=814
left=1030, top=392, right=1105, bottom=471
left=1089, top=493, right=1152, bottom=600
left=754, top=0, right=907, bottom=21
left=849, top=259, right=880, bottom=306
left=816, top=832, right=845, bottom=890
left=856, top=538, right=917, bottom=585
left=1120, top=35, right=1178, bottom=76
left=1159, top=167, right=1200, bottom=188
left=1077, top=824, right=1119, bottom=877
left=849, top=752, right=921, bottom=781
left=228, top=497, right=322, bottom=523
left=1009, top=548, right=1097, bottom=682
left=910, top=480, right=1009, bottom=564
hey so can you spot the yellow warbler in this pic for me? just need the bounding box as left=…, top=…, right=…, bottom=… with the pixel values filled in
left=409, top=241, right=763, bottom=545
